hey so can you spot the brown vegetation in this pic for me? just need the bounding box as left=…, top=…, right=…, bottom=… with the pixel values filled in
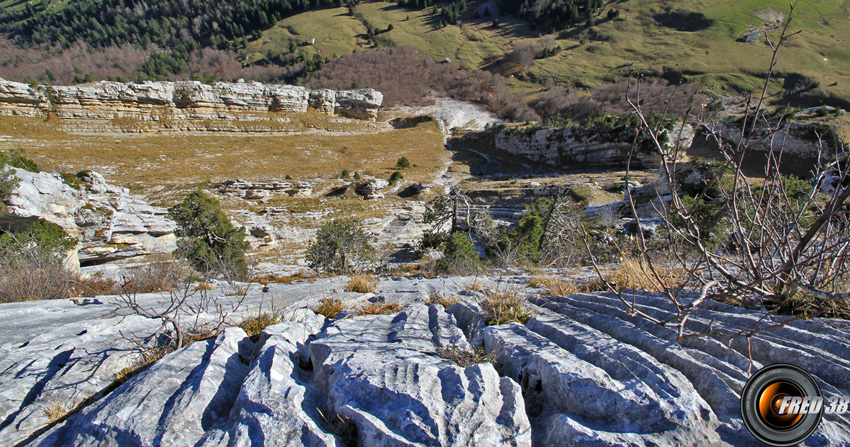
left=436, top=345, right=493, bottom=367
left=313, top=296, right=345, bottom=319
left=534, top=80, right=700, bottom=121
left=425, top=291, right=461, bottom=309
left=309, top=46, right=539, bottom=121
left=345, top=274, right=378, bottom=293
left=238, top=312, right=282, bottom=337
left=482, top=289, right=534, bottom=326
left=356, top=301, right=403, bottom=316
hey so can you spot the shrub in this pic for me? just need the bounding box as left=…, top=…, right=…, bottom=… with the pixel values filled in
left=396, top=157, right=411, bottom=169
left=119, top=255, right=191, bottom=294
left=506, top=215, right=543, bottom=264
left=340, top=169, right=350, bottom=178
left=441, top=232, right=478, bottom=272
left=168, top=191, right=249, bottom=278
left=388, top=171, right=404, bottom=185
left=0, top=168, right=20, bottom=201
left=307, top=219, right=373, bottom=274
left=0, top=219, right=79, bottom=303
left=0, top=149, right=39, bottom=173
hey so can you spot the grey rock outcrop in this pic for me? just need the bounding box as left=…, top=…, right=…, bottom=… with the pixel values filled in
left=0, top=168, right=175, bottom=264
left=3, top=275, right=850, bottom=446
left=217, top=179, right=315, bottom=203
left=355, top=178, right=389, bottom=200
left=29, top=302, right=531, bottom=447
left=494, top=124, right=694, bottom=169
left=0, top=78, right=383, bottom=125
left=714, top=122, right=838, bottom=157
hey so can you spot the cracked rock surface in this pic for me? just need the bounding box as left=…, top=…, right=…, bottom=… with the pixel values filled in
left=2, top=277, right=849, bottom=446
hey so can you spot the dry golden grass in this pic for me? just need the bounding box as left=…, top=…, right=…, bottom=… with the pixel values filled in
left=192, top=282, right=215, bottom=291
left=225, top=286, right=249, bottom=296
left=2, top=116, right=447, bottom=205
left=113, top=345, right=172, bottom=387
left=529, top=274, right=578, bottom=296
left=436, top=345, right=493, bottom=367
left=346, top=274, right=377, bottom=294
left=425, top=291, right=461, bottom=309
left=466, top=281, right=486, bottom=292
left=585, top=257, right=691, bottom=293
left=251, top=272, right=317, bottom=284
left=39, top=398, right=71, bottom=424
left=356, top=301, right=403, bottom=316
left=313, top=296, right=345, bottom=319
left=482, top=289, right=534, bottom=326
left=238, top=312, right=281, bottom=337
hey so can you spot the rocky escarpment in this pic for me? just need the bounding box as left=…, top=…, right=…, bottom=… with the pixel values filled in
left=0, top=78, right=383, bottom=126
left=493, top=124, right=695, bottom=169
left=2, top=275, right=849, bottom=446
left=713, top=121, right=840, bottom=157
left=0, top=168, right=175, bottom=265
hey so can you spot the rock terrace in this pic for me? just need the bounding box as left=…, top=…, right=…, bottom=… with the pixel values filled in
left=1, top=276, right=848, bottom=446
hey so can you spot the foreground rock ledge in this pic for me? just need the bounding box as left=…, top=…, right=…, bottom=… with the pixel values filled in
left=1, top=277, right=848, bottom=446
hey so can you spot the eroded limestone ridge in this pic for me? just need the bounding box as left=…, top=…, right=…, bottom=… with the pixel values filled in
left=0, top=78, right=383, bottom=122
left=2, top=276, right=849, bottom=446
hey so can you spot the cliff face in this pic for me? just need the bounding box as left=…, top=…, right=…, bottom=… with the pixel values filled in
left=0, top=78, right=383, bottom=124
left=493, top=124, right=695, bottom=169
left=0, top=168, right=176, bottom=265
left=714, top=122, right=836, bottom=157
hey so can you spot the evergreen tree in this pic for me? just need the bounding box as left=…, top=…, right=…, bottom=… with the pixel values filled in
left=169, top=190, right=248, bottom=277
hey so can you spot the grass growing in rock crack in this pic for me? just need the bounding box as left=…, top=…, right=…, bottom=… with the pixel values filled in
left=584, top=256, right=691, bottom=293
left=345, top=274, right=377, bottom=293
left=317, top=409, right=358, bottom=447
left=38, top=398, right=72, bottom=424
left=529, top=274, right=579, bottom=297
left=313, top=296, right=345, bottom=319
left=357, top=301, right=403, bottom=316
left=466, top=280, right=486, bottom=292
left=425, top=291, right=460, bottom=309
left=238, top=312, right=282, bottom=337
left=436, top=345, right=493, bottom=367
left=482, top=289, right=534, bottom=326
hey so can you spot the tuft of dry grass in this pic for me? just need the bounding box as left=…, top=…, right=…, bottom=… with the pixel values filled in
left=584, top=257, right=691, bottom=293
left=313, top=296, right=345, bottom=319
left=113, top=345, right=172, bottom=387
left=225, top=286, right=249, bottom=297
left=436, top=345, right=493, bottom=367
left=357, top=301, right=403, bottom=316
left=69, top=276, right=117, bottom=297
left=346, top=274, right=377, bottom=294
left=529, top=274, right=580, bottom=297
left=466, top=280, right=486, bottom=292
left=425, top=291, right=461, bottom=309
left=192, top=282, right=215, bottom=291
left=238, top=312, right=281, bottom=337
left=548, top=279, right=579, bottom=297
left=482, top=289, right=534, bottom=326
left=120, top=256, right=191, bottom=294
left=318, top=409, right=358, bottom=446
left=39, top=398, right=71, bottom=424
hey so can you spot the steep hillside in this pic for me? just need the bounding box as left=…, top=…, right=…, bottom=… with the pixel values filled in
left=1, top=0, right=848, bottom=110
